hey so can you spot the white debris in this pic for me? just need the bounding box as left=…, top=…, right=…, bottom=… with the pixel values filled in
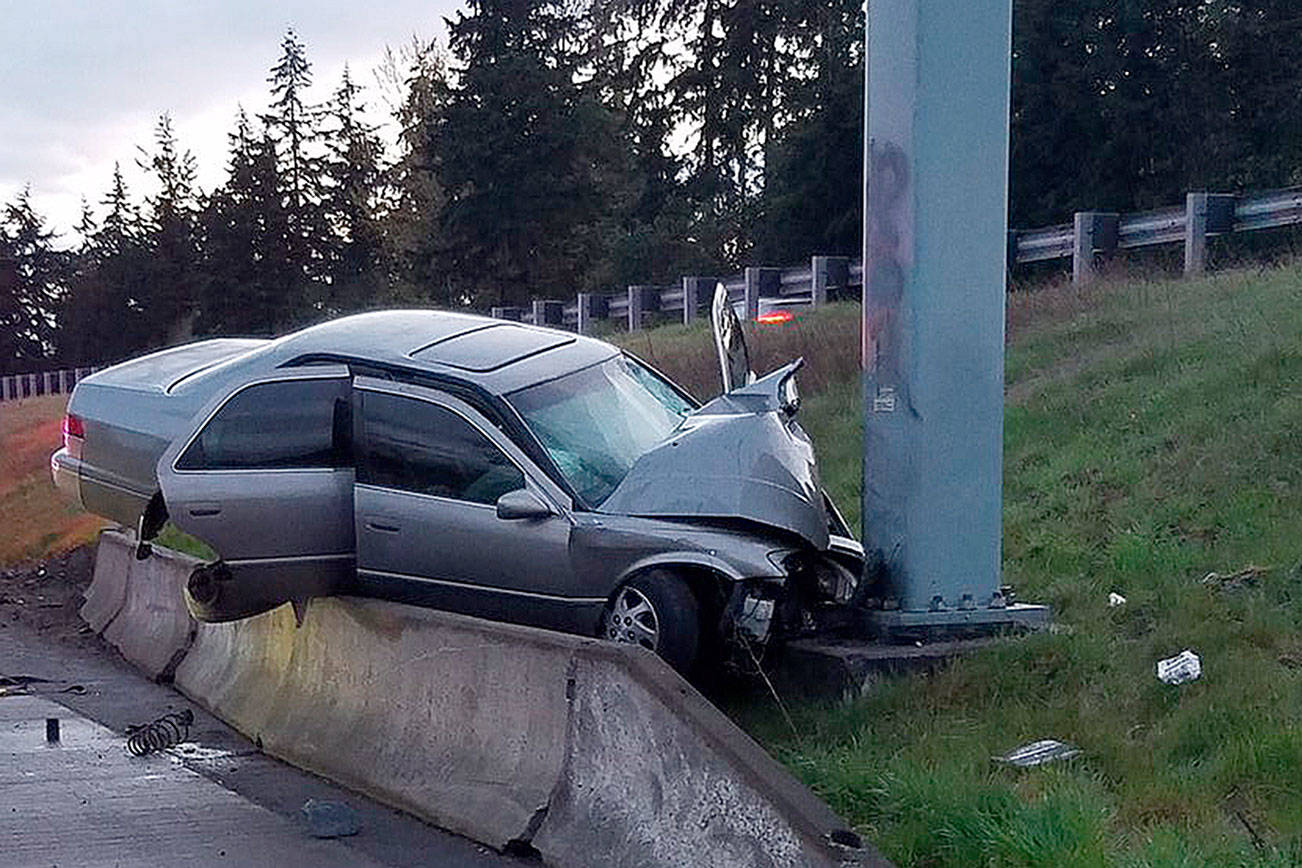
left=1156, top=650, right=1202, bottom=685
left=1108, top=592, right=1127, bottom=607
left=994, top=739, right=1081, bottom=767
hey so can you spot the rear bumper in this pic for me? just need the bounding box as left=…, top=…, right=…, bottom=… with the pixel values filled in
left=50, top=448, right=82, bottom=506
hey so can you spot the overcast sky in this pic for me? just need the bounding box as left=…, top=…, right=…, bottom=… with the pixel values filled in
left=0, top=0, right=462, bottom=239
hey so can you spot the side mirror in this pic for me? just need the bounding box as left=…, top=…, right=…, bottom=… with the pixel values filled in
left=496, top=489, right=554, bottom=520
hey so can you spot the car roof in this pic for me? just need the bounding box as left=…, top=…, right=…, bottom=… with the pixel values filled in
left=263, top=309, right=619, bottom=395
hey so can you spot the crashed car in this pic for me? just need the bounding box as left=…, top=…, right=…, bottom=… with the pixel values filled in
left=52, top=287, right=864, bottom=672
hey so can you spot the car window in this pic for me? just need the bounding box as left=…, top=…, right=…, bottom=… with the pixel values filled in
left=356, top=390, right=525, bottom=506
left=177, top=378, right=348, bottom=471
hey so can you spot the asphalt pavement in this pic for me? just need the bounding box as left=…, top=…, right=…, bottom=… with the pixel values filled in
left=0, top=614, right=528, bottom=868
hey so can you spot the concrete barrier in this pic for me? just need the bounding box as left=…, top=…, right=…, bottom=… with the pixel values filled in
left=79, top=529, right=133, bottom=632
left=83, top=535, right=886, bottom=867
left=101, top=540, right=201, bottom=680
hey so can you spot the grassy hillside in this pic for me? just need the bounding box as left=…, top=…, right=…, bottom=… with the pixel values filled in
left=694, top=268, right=1301, bottom=866
left=0, top=394, right=103, bottom=563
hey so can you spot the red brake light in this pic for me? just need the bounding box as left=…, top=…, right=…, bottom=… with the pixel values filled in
left=756, top=309, right=795, bottom=325
left=62, top=413, right=84, bottom=442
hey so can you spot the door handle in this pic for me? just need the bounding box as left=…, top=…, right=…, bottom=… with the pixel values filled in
left=189, top=504, right=221, bottom=517
left=366, top=520, right=401, bottom=534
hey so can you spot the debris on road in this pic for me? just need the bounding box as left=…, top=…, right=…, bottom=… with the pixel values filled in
left=125, top=709, right=194, bottom=756
left=994, top=739, right=1082, bottom=767
left=1156, top=650, right=1202, bottom=685
left=301, top=799, right=362, bottom=838
left=1108, top=592, right=1127, bottom=607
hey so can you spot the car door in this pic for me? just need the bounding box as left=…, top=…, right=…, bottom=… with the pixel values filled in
left=156, top=366, right=355, bottom=618
left=350, top=377, right=595, bottom=632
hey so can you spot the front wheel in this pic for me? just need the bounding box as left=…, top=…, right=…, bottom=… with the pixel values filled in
left=602, top=570, right=700, bottom=674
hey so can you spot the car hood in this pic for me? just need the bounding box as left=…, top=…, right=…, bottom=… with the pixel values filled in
left=598, top=361, right=830, bottom=550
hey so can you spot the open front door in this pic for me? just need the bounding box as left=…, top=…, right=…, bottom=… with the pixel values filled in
left=156, top=365, right=355, bottom=621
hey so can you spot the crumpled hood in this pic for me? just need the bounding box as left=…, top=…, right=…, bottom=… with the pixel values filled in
left=598, top=361, right=830, bottom=550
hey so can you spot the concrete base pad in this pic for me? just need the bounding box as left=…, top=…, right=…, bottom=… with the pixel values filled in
left=770, top=636, right=1004, bottom=703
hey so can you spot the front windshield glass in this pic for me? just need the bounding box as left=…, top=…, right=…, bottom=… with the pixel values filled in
left=507, top=356, right=695, bottom=505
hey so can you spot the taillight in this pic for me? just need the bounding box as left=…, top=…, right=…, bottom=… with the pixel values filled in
left=62, top=413, right=84, bottom=459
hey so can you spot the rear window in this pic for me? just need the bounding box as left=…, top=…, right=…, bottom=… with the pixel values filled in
left=176, top=378, right=349, bottom=471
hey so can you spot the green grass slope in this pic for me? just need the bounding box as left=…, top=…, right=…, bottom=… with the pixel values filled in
left=619, top=267, right=1302, bottom=865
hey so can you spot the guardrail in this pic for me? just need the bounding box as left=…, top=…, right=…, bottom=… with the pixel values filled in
left=498, top=187, right=1301, bottom=333
left=0, top=366, right=100, bottom=402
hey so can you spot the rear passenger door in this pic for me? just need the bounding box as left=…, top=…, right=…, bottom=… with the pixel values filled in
left=351, top=378, right=593, bottom=632
left=156, top=366, right=355, bottom=607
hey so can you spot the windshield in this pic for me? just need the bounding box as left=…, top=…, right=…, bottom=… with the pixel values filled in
left=507, top=355, right=695, bottom=505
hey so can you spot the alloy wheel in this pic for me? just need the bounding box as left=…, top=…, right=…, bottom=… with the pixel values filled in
left=605, top=586, right=660, bottom=650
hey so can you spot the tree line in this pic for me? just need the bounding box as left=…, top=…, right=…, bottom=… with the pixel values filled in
left=3, top=0, right=1301, bottom=373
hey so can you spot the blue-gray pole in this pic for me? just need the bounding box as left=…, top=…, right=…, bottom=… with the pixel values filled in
left=862, top=0, right=1047, bottom=631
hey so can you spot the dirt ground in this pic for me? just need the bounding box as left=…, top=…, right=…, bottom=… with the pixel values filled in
left=0, top=542, right=98, bottom=649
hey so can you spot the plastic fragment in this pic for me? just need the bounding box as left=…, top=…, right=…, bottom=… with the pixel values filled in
left=1108, top=592, right=1127, bottom=607
left=1156, top=650, right=1201, bottom=685
left=994, top=739, right=1081, bottom=767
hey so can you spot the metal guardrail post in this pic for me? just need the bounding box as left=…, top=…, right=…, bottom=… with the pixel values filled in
left=42, top=371, right=52, bottom=395
left=1072, top=212, right=1119, bottom=285
left=59, top=369, right=71, bottom=393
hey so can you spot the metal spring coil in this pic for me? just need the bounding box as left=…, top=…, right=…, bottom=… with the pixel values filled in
left=126, top=709, right=194, bottom=756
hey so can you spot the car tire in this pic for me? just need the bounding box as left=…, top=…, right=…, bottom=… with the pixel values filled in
left=603, top=570, right=700, bottom=674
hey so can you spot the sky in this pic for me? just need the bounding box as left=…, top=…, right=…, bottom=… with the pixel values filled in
left=0, top=0, right=462, bottom=240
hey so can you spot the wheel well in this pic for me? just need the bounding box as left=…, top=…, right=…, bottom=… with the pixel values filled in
left=140, top=491, right=169, bottom=541
left=608, top=564, right=732, bottom=634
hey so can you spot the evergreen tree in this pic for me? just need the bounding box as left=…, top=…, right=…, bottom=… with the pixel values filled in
left=384, top=39, right=452, bottom=305
left=199, top=109, right=294, bottom=334
left=59, top=165, right=153, bottom=362
left=137, top=114, right=203, bottom=344
left=321, top=65, right=387, bottom=314
left=0, top=189, right=64, bottom=372
left=262, top=28, right=330, bottom=317
left=433, top=0, right=623, bottom=305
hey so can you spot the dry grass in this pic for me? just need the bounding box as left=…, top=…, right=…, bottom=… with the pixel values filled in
left=0, top=394, right=103, bottom=565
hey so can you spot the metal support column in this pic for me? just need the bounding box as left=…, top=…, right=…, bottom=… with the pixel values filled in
left=863, top=0, right=1047, bottom=632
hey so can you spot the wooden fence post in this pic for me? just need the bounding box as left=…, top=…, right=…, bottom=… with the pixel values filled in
left=532, top=299, right=563, bottom=327
left=627, top=285, right=644, bottom=331
left=1072, top=212, right=1119, bottom=285
left=810, top=256, right=849, bottom=307
left=1184, top=192, right=1237, bottom=277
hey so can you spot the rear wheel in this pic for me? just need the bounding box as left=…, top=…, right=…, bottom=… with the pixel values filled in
left=603, top=570, right=699, bottom=673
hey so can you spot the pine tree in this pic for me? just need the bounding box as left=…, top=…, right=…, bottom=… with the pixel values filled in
left=434, top=0, right=623, bottom=306
left=0, top=189, right=64, bottom=372
left=137, top=114, right=202, bottom=345
left=321, top=65, right=387, bottom=314
left=262, top=28, right=330, bottom=316
left=384, top=39, right=452, bottom=305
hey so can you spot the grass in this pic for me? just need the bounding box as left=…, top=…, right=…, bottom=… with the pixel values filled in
left=710, top=266, right=1302, bottom=866
left=0, top=394, right=103, bottom=563
left=4, top=266, right=1300, bottom=862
